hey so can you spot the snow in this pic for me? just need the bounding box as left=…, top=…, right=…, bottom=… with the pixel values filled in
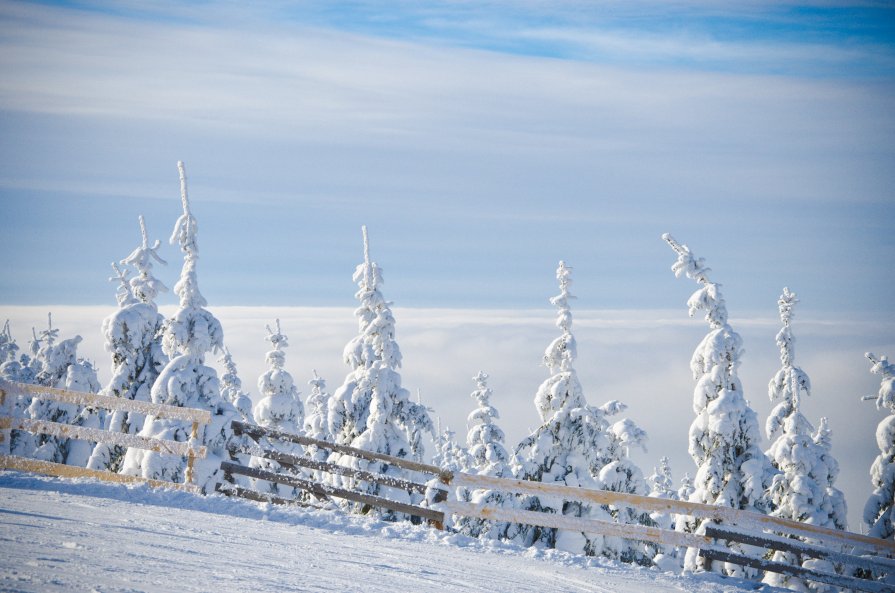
left=0, top=471, right=768, bottom=593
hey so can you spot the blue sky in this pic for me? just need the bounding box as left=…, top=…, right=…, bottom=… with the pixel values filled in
left=1, top=0, right=893, bottom=311
left=1, top=1, right=894, bottom=529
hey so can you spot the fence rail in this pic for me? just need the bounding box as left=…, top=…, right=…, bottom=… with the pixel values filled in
left=0, top=380, right=210, bottom=492
left=4, top=402, right=893, bottom=593
left=447, top=471, right=895, bottom=558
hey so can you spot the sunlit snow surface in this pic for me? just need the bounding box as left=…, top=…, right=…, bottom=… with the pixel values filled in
left=0, top=472, right=768, bottom=592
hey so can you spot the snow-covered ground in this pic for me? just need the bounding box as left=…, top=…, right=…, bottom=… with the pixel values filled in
left=0, top=472, right=770, bottom=593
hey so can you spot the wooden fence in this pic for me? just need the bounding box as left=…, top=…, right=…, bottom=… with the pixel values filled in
left=440, top=472, right=894, bottom=593
left=218, top=420, right=446, bottom=526
left=0, top=380, right=210, bottom=493
left=3, top=402, right=892, bottom=592
left=217, top=420, right=894, bottom=593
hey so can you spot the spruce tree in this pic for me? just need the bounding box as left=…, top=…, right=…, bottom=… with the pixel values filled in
left=250, top=320, right=305, bottom=496
left=88, top=218, right=169, bottom=472
left=23, top=314, right=101, bottom=464
left=0, top=320, right=19, bottom=365
left=303, top=370, right=332, bottom=481
left=121, top=162, right=238, bottom=491
left=762, top=289, right=847, bottom=589
left=327, top=227, right=432, bottom=519
left=864, top=352, right=895, bottom=540
left=663, top=234, right=775, bottom=576
left=219, top=347, right=254, bottom=424
left=512, top=261, right=652, bottom=562
left=456, top=371, right=514, bottom=539
left=648, top=457, right=683, bottom=572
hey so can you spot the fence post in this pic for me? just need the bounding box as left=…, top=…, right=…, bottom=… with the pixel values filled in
left=0, top=388, right=9, bottom=455
left=185, top=421, right=200, bottom=486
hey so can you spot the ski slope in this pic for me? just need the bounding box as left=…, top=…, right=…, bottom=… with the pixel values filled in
left=0, top=472, right=766, bottom=593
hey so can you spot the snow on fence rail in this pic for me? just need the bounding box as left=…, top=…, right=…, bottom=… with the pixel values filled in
left=0, top=380, right=210, bottom=493
left=442, top=472, right=894, bottom=593
left=219, top=420, right=447, bottom=526
left=221, top=421, right=893, bottom=592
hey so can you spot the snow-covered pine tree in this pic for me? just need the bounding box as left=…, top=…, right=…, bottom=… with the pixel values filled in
left=433, top=425, right=468, bottom=473
left=4, top=324, right=45, bottom=455
left=88, top=218, right=169, bottom=472
left=678, top=472, right=694, bottom=503
left=0, top=320, right=19, bottom=365
left=455, top=371, right=515, bottom=539
left=648, top=457, right=683, bottom=572
left=250, top=320, right=305, bottom=496
left=864, top=352, right=895, bottom=540
left=0, top=322, right=38, bottom=393
left=466, top=371, right=510, bottom=479
left=512, top=262, right=653, bottom=562
left=219, top=347, right=254, bottom=424
left=327, top=226, right=432, bottom=519
left=303, top=370, right=332, bottom=482
left=662, top=234, right=775, bottom=576
left=20, top=314, right=101, bottom=464
left=120, top=162, right=238, bottom=492
left=763, top=288, right=847, bottom=590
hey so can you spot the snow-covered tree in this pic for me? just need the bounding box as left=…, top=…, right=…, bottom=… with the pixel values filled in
left=864, top=352, right=895, bottom=540
left=455, top=371, right=516, bottom=539
left=121, top=162, right=238, bottom=492
left=662, top=234, right=775, bottom=576
left=466, top=371, right=510, bottom=478
left=0, top=322, right=37, bottom=395
left=512, top=261, right=653, bottom=563
left=250, top=320, right=305, bottom=496
left=678, top=472, right=695, bottom=503
left=648, top=457, right=684, bottom=572
left=433, top=425, right=468, bottom=473
left=763, top=288, right=847, bottom=590
left=304, top=370, right=331, bottom=444
left=303, top=370, right=332, bottom=482
left=327, top=226, right=432, bottom=519
left=15, top=313, right=101, bottom=464
left=0, top=320, right=19, bottom=364
left=219, top=347, right=254, bottom=424
left=88, top=218, right=169, bottom=472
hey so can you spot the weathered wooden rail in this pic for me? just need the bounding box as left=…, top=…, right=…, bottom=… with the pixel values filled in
left=220, top=421, right=893, bottom=591
left=221, top=420, right=446, bottom=525
left=442, top=472, right=894, bottom=593
left=0, top=380, right=210, bottom=493
left=4, top=399, right=891, bottom=592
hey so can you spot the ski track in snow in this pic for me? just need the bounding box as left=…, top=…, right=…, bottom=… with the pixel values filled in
left=0, top=472, right=771, bottom=593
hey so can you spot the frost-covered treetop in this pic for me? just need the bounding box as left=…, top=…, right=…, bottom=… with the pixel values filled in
left=775, top=287, right=800, bottom=370
left=0, top=320, right=18, bottom=363
left=343, top=226, right=402, bottom=371
left=220, top=348, right=247, bottom=398
left=866, top=352, right=895, bottom=413
left=308, top=370, right=326, bottom=394
left=649, top=457, right=675, bottom=499
left=38, top=313, right=59, bottom=348
left=159, top=162, right=222, bottom=361
left=264, top=319, right=289, bottom=370
left=122, top=216, right=168, bottom=304
left=543, top=260, right=577, bottom=373
left=169, top=161, right=206, bottom=309
left=766, top=287, right=811, bottom=440
left=470, top=371, right=492, bottom=407
left=662, top=233, right=728, bottom=329
left=109, top=262, right=136, bottom=307
left=171, top=162, right=199, bottom=257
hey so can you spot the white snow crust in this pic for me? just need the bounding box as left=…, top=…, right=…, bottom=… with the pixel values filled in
left=0, top=471, right=768, bottom=593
